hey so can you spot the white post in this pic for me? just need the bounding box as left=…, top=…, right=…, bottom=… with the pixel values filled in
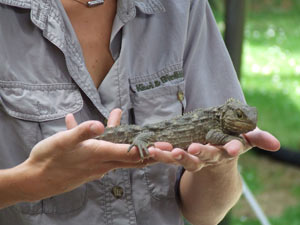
left=242, top=178, right=272, bottom=225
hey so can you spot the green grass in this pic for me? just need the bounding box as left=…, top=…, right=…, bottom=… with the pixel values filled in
left=270, top=205, right=300, bottom=225
left=232, top=203, right=300, bottom=225
left=239, top=160, right=264, bottom=195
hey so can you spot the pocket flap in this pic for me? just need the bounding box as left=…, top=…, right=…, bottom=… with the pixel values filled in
left=0, top=82, right=83, bottom=122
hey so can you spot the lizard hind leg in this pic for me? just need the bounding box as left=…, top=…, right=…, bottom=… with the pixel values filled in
left=128, top=132, right=155, bottom=161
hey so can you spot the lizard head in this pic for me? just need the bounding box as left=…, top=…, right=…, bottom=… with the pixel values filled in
left=221, top=98, right=257, bottom=135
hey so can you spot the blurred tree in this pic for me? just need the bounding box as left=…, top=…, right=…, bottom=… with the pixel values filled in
left=224, top=0, right=246, bottom=80
left=208, top=0, right=219, bottom=11
left=209, top=0, right=225, bottom=12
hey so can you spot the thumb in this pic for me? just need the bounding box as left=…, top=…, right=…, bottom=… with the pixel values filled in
left=65, top=113, right=78, bottom=130
left=245, top=128, right=280, bottom=151
left=64, top=120, right=104, bottom=145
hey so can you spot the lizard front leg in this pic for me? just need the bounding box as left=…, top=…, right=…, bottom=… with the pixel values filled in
left=205, top=129, right=246, bottom=146
left=128, top=132, right=155, bottom=161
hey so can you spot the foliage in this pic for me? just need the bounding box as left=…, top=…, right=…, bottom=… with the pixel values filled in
left=241, top=6, right=300, bottom=150
left=247, top=0, right=300, bottom=12
left=209, top=0, right=300, bottom=13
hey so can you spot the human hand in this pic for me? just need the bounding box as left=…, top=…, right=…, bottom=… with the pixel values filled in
left=149, top=127, right=280, bottom=172
left=18, top=109, right=157, bottom=201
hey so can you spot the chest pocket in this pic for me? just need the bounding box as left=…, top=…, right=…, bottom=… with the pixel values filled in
left=0, top=81, right=87, bottom=214
left=129, top=69, right=186, bottom=200
left=130, top=75, right=186, bottom=125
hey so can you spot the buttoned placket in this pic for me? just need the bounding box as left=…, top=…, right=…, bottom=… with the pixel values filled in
left=39, top=1, right=139, bottom=224
left=96, top=2, right=157, bottom=224
left=97, top=2, right=167, bottom=224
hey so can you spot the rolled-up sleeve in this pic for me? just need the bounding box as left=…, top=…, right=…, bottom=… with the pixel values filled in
left=183, top=0, right=245, bottom=111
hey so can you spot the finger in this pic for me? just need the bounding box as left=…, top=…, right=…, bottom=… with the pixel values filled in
left=148, top=147, right=176, bottom=163
left=64, top=121, right=105, bottom=146
left=187, top=143, right=218, bottom=155
left=109, top=158, right=157, bottom=169
left=245, top=128, right=280, bottom=151
left=65, top=113, right=78, bottom=130
left=90, top=140, right=143, bottom=162
left=107, top=108, right=122, bottom=127
left=224, top=140, right=244, bottom=156
left=187, top=143, right=234, bottom=164
left=154, top=142, right=173, bottom=151
left=171, top=148, right=204, bottom=172
left=88, top=159, right=158, bottom=181
left=149, top=146, right=204, bottom=171
left=91, top=141, right=172, bottom=163
left=187, top=143, right=225, bottom=159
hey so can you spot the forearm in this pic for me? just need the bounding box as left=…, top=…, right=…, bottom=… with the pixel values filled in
left=0, top=162, right=37, bottom=209
left=180, top=158, right=242, bottom=225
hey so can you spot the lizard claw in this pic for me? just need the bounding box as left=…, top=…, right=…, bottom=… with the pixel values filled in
left=128, top=132, right=154, bottom=161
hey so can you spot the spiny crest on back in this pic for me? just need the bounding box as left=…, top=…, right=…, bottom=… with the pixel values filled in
left=224, top=98, right=248, bottom=112
left=225, top=98, right=242, bottom=106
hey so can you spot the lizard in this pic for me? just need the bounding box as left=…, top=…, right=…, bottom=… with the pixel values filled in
left=96, top=98, right=257, bottom=160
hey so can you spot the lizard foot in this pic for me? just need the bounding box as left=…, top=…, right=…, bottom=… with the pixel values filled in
left=128, top=132, right=155, bottom=161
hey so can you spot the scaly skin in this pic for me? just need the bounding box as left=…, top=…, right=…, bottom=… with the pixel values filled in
left=96, top=99, right=257, bottom=159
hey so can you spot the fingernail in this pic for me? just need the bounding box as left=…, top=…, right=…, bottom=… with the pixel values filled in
left=193, top=150, right=201, bottom=156
left=90, top=124, right=99, bottom=134
left=147, top=147, right=155, bottom=158
left=175, top=155, right=182, bottom=160
left=149, top=153, right=155, bottom=159
left=148, top=146, right=155, bottom=151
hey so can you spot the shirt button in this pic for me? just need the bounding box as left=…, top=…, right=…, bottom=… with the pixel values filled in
left=177, top=90, right=184, bottom=102
left=111, top=186, right=124, bottom=199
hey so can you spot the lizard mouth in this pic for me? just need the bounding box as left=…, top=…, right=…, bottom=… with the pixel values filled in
left=224, top=119, right=257, bottom=134
left=239, top=121, right=256, bottom=132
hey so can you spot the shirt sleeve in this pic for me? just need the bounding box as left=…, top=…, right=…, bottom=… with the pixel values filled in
left=174, top=166, right=185, bottom=205
left=176, top=0, right=246, bottom=203
left=183, top=0, right=245, bottom=111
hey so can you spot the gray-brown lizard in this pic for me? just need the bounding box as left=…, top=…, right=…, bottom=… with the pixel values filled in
left=96, top=98, right=257, bottom=160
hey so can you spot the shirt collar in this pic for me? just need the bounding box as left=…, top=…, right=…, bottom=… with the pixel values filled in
left=117, top=0, right=166, bottom=23
left=0, top=0, right=165, bottom=30
left=0, top=0, right=31, bottom=8
left=0, top=0, right=165, bottom=15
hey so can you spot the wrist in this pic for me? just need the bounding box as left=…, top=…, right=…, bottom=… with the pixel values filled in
left=180, top=157, right=242, bottom=225
left=0, top=161, right=43, bottom=209
left=204, top=157, right=239, bottom=173
left=10, top=160, right=45, bottom=202
left=188, top=157, right=240, bottom=182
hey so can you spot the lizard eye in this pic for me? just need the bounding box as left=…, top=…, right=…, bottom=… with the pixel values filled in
left=236, top=109, right=243, bottom=118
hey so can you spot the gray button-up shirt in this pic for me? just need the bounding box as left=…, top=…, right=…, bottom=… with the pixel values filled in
left=0, top=0, right=245, bottom=224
